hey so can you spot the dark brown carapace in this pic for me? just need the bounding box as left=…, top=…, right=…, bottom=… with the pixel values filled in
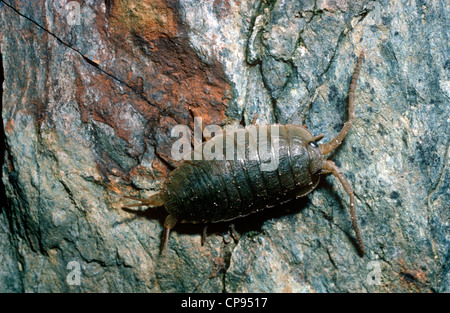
left=124, top=51, right=366, bottom=256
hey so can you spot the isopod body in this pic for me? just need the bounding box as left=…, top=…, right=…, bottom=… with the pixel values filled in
left=125, top=51, right=366, bottom=256
left=164, top=125, right=323, bottom=223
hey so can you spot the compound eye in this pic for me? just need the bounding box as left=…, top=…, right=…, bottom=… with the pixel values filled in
left=308, top=141, right=319, bottom=148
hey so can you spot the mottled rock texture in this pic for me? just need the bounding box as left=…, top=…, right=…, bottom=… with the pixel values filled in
left=0, top=0, right=448, bottom=292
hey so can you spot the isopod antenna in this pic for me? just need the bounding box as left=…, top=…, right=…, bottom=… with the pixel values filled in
left=320, top=50, right=365, bottom=155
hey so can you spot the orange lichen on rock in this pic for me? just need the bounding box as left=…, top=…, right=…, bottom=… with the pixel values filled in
left=4, top=118, right=15, bottom=135
left=106, top=0, right=230, bottom=131
left=109, top=0, right=178, bottom=41
left=67, top=0, right=231, bottom=182
left=396, top=259, right=431, bottom=292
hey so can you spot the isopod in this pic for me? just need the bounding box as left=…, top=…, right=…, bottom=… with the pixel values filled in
left=125, top=51, right=366, bottom=256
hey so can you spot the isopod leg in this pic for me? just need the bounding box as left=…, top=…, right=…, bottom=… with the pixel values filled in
left=156, top=151, right=184, bottom=169
left=161, top=214, right=178, bottom=254
left=189, top=106, right=211, bottom=142
left=122, top=192, right=165, bottom=208
left=313, top=134, right=325, bottom=142
left=322, top=160, right=365, bottom=256
left=201, top=225, right=208, bottom=246
left=320, top=50, right=365, bottom=155
left=229, top=224, right=240, bottom=242
left=251, top=114, right=259, bottom=125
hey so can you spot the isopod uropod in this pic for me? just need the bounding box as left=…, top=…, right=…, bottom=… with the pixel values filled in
left=125, top=51, right=366, bottom=256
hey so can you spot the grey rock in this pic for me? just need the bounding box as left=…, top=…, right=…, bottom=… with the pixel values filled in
left=1, top=0, right=448, bottom=292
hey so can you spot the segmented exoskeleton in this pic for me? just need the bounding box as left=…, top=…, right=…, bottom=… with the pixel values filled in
left=124, top=51, right=366, bottom=256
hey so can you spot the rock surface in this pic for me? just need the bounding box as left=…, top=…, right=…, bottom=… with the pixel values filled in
left=0, top=0, right=448, bottom=292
